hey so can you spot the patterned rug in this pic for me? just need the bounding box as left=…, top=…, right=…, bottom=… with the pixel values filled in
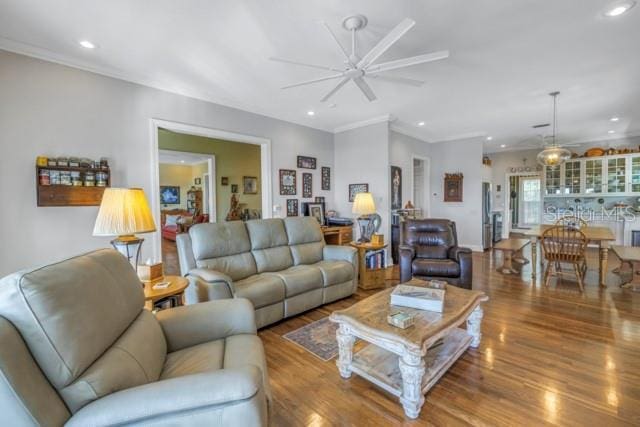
left=283, top=317, right=338, bottom=361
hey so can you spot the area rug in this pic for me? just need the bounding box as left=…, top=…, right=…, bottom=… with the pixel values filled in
left=283, top=317, right=338, bottom=361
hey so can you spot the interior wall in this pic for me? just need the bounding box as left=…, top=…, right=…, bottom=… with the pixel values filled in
left=334, top=122, right=391, bottom=260
left=158, top=130, right=262, bottom=221
left=0, top=50, right=334, bottom=276
left=389, top=130, right=432, bottom=213
left=158, top=163, right=199, bottom=210
left=429, top=137, right=484, bottom=250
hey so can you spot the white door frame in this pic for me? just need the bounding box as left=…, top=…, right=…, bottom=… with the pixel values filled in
left=202, top=172, right=212, bottom=219
left=411, top=155, right=431, bottom=217
left=503, top=171, right=542, bottom=237
left=149, top=119, right=272, bottom=262
left=157, top=149, right=216, bottom=222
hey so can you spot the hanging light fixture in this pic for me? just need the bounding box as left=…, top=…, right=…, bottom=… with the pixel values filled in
left=537, top=91, right=571, bottom=166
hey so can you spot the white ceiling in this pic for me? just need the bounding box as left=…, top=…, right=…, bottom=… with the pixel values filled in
left=1, top=0, right=639, bottom=152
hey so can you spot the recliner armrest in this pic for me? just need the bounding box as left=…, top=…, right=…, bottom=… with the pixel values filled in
left=156, top=298, right=257, bottom=352
left=399, top=244, right=416, bottom=259
left=323, top=245, right=357, bottom=265
left=448, top=246, right=472, bottom=262
left=66, top=366, right=264, bottom=427
left=188, top=268, right=235, bottom=294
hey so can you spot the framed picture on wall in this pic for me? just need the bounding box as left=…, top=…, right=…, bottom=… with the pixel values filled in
left=194, top=177, right=202, bottom=185
left=221, top=177, right=229, bottom=186
left=302, top=173, right=312, bottom=198
left=444, top=173, right=463, bottom=202
left=315, top=196, right=325, bottom=203
left=348, top=183, right=369, bottom=202
left=279, top=169, right=296, bottom=195
left=160, top=186, right=180, bottom=205
left=243, top=176, right=258, bottom=194
left=231, top=184, right=238, bottom=194
left=321, top=166, right=330, bottom=190
left=286, top=199, right=299, bottom=216
left=390, top=166, right=402, bottom=210
left=297, top=155, right=316, bottom=169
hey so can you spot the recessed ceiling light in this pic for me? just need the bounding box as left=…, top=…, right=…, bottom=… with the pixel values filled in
left=610, top=117, right=620, bottom=122
left=418, top=121, right=425, bottom=126
left=608, top=130, right=616, bottom=134
left=180, top=160, right=185, bottom=163
left=79, top=40, right=96, bottom=49
left=500, top=144, right=506, bottom=148
left=486, top=136, right=493, bottom=141
left=604, top=1, right=636, bottom=17
left=307, top=110, right=315, bottom=116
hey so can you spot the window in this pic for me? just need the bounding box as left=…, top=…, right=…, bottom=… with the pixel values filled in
left=520, top=177, right=541, bottom=226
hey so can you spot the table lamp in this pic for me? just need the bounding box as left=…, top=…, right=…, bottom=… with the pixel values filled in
left=93, top=188, right=157, bottom=268
left=352, top=192, right=376, bottom=243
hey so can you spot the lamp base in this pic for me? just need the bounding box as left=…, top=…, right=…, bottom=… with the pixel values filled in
left=111, top=235, right=144, bottom=269
left=356, top=217, right=371, bottom=243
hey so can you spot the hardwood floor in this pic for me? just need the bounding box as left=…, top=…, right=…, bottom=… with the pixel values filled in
left=164, top=241, right=640, bottom=426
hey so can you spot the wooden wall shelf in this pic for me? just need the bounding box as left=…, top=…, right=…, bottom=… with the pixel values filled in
left=36, top=165, right=110, bottom=207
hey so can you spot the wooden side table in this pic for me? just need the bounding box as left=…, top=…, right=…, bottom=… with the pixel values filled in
left=322, top=225, right=353, bottom=245
left=350, top=241, right=388, bottom=290
left=143, top=275, right=189, bottom=311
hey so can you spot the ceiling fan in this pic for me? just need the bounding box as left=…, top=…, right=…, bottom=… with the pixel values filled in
left=270, top=14, right=449, bottom=102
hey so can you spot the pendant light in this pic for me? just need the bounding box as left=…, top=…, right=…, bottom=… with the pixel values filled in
left=537, top=91, right=571, bottom=167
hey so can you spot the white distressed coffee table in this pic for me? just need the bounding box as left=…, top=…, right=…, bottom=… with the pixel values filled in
left=329, top=279, right=488, bottom=419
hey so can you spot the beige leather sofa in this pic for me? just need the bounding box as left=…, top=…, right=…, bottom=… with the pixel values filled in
left=0, top=249, right=269, bottom=426
left=177, top=217, right=358, bottom=328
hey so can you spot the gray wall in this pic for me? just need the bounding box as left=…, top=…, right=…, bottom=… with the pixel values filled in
left=389, top=130, right=432, bottom=213
left=0, top=50, right=334, bottom=276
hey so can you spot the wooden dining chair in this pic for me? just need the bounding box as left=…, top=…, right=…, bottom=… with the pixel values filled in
left=541, top=226, right=588, bottom=291
left=555, top=214, right=588, bottom=228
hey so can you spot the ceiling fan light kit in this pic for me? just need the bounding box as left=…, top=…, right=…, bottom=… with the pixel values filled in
left=271, top=14, right=449, bottom=102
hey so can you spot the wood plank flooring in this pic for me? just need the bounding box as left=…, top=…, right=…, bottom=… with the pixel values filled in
left=163, top=239, right=640, bottom=426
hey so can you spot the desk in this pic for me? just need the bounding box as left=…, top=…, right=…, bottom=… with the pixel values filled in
left=322, top=225, right=353, bottom=246
left=524, top=225, right=615, bottom=287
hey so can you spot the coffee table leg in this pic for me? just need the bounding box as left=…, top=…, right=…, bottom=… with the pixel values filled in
left=467, top=306, right=484, bottom=348
left=399, top=351, right=425, bottom=419
left=336, top=324, right=355, bottom=379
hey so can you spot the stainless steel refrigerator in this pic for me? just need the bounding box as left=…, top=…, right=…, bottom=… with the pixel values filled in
left=482, top=182, right=492, bottom=249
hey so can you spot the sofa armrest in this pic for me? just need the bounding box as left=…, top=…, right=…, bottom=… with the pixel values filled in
left=156, top=299, right=257, bottom=352
left=323, top=245, right=357, bottom=265
left=399, top=245, right=416, bottom=283
left=188, top=268, right=235, bottom=294
left=448, top=246, right=472, bottom=262
left=66, top=367, right=264, bottom=427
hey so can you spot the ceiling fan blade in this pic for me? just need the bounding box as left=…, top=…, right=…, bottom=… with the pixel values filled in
left=281, top=73, right=345, bottom=89
left=367, top=74, right=425, bottom=87
left=269, top=57, right=342, bottom=72
left=321, top=77, right=350, bottom=102
left=366, top=50, right=449, bottom=74
left=357, top=18, right=415, bottom=69
left=320, top=21, right=351, bottom=63
left=353, top=77, right=377, bottom=102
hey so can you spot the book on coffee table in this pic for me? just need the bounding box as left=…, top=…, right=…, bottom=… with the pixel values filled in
left=390, top=284, right=445, bottom=312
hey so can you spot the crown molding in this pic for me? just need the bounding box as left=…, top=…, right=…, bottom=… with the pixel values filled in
left=389, top=123, right=431, bottom=143
left=429, top=131, right=487, bottom=144
left=0, top=37, right=334, bottom=134
left=333, top=114, right=394, bottom=133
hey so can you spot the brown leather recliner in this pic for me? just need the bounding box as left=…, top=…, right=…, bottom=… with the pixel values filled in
left=399, top=219, right=473, bottom=289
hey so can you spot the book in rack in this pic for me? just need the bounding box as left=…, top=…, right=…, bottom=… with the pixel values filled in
left=350, top=241, right=388, bottom=290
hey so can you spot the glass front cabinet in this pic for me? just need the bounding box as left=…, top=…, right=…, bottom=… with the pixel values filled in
left=543, top=154, right=640, bottom=197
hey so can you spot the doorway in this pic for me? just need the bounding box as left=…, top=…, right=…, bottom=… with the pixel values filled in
left=505, top=173, right=542, bottom=233
left=411, top=156, right=431, bottom=216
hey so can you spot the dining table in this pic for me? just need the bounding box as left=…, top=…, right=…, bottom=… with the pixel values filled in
left=523, top=225, right=616, bottom=287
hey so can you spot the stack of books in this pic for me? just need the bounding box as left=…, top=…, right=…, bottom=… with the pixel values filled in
left=365, top=249, right=387, bottom=269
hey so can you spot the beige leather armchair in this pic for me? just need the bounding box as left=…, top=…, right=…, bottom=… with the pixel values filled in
left=0, top=249, right=269, bottom=426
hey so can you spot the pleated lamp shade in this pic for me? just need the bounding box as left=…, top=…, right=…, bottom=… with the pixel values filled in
left=93, top=188, right=156, bottom=237
left=352, top=192, right=376, bottom=216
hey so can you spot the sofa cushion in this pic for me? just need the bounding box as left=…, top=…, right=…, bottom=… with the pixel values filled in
left=161, top=339, right=225, bottom=380
left=284, top=217, right=325, bottom=265
left=234, top=274, right=286, bottom=309
left=268, top=265, right=323, bottom=297
left=196, top=252, right=257, bottom=282
left=412, top=258, right=461, bottom=278
left=313, top=260, right=354, bottom=287
left=246, top=219, right=294, bottom=273
left=190, top=222, right=252, bottom=260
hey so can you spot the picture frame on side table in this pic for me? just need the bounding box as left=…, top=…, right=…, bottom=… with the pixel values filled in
left=297, top=155, right=317, bottom=169
left=349, top=183, right=369, bottom=202
left=243, top=176, right=258, bottom=194
left=321, top=166, right=330, bottom=190
left=307, top=202, right=325, bottom=225
left=280, top=169, right=297, bottom=195
left=302, top=173, right=312, bottom=198
left=286, top=199, right=299, bottom=216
